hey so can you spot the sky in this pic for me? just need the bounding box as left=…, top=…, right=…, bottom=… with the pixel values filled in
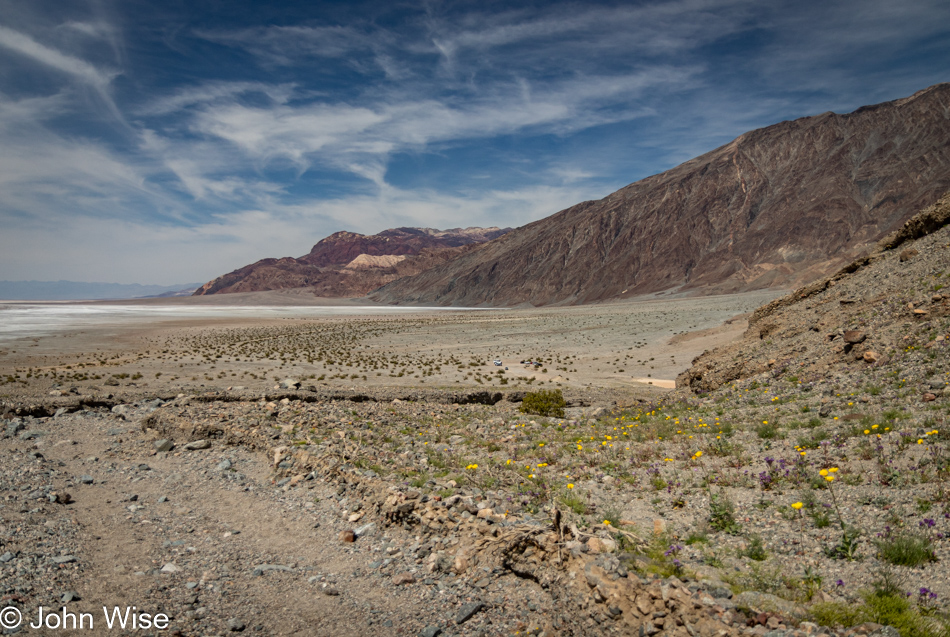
left=0, top=0, right=948, bottom=285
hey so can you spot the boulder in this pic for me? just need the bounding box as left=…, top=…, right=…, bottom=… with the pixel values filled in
left=734, top=591, right=807, bottom=620
left=843, top=330, right=866, bottom=344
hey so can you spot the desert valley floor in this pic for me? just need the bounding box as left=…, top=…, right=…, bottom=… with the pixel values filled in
left=1, top=283, right=949, bottom=637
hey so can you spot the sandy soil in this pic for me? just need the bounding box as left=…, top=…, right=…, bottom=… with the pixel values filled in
left=0, top=290, right=785, bottom=636
left=0, top=290, right=779, bottom=400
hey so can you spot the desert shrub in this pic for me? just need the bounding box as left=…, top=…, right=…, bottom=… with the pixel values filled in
left=709, top=492, right=741, bottom=535
left=741, top=535, right=768, bottom=561
left=756, top=422, right=779, bottom=439
left=812, top=590, right=949, bottom=637
left=559, top=492, right=589, bottom=515
left=520, top=389, right=566, bottom=418
left=876, top=532, right=935, bottom=567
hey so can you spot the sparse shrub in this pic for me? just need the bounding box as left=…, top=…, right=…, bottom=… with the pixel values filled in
left=601, top=507, right=622, bottom=527
left=559, top=492, right=589, bottom=515
left=685, top=530, right=709, bottom=545
left=741, top=535, right=768, bottom=561
left=520, top=389, right=566, bottom=418
left=876, top=531, right=936, bottom=567
left=824, top=525, right=862, bottom=561
left=756, top=421, right=779, bottom=439
left=709, top=492, right=741, bottom=535
left=812, top=588, right=950, bottom=637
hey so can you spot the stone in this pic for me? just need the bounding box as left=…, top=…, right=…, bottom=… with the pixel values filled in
left=51, top=555, right=77, bottom=564
left=111, top=404, right=133, bottom=418
left=0, top=552, right=14, bottom=563
left=279, top=378, right=301, bottom=390
left=855, top=623, right=884, bottom=633
left=160, top=563, right=181, bottom=573
left=339, top=530, right=356, bottom=543
left=216, top=459, right=233, bottom=471
left=354, top=522, right=377, bottom=538
left=869, top=628, right=900, bottom=637
left=708, top=585, right=732, bottom=599
left=61, top=591, right=80, bottom=603
left=843, top=330, right=866, bottom=344
left=154, top=439, right=174, bottom=452
left=252, top=564, right=292, bottom=575
left=653, top=519, right=666, bottom=534
left=184, top=439, right=211, bottom=451
left=636, top=594, right=653, bottom=615
left=863, top=350, right=879, bottom=363
left=476, top=507, right=493, bottom=519
left=227, top=618, right=246, bottom=632
left=455, top=602, right=484, bottom=625
left=734, top=591, right=806, bottom=619
left=79, top=475, right=94, bottom=484
left=923, top=393, right=937, bottom=402
left=392, top=572, right=416, bottom=585
left=419, top=627, right=442, bottom=637
left=899, top=248, right=919, bottom=262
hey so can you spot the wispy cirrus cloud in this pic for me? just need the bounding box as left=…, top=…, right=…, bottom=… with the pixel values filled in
left=0, top=24, right=117, bottom=88
left=0, top=0, right=947, bottom=285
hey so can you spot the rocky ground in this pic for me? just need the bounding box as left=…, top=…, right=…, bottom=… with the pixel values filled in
left=2, top=198, right=950, bottom=636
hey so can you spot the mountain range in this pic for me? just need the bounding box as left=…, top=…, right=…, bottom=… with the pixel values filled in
left=192, top=227, right=511, bottom=298
left=197, top=83, right=950, bottom=307
left=0, top=280, right=201, bottom=301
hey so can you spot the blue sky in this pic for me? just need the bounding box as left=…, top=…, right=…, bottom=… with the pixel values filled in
left=0, top=0, right=948, bottom=285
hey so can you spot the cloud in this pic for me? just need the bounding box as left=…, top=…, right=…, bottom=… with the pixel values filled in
left=0, top=24, right=117, bottom=88
left=1, top=0, right=947, bottom=286
left=137, top=81, right=297, bottom=117
left=0, top=175, right=601, bottom=284
left=157, top=66, right=690, bottom=192
left=195, top=24, right=370, bottom=66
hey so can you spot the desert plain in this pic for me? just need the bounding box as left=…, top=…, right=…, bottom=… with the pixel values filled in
left=1, top=274, right=949, bottom=637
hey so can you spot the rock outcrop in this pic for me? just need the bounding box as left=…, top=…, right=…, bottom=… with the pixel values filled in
left=193, top=227, right=510, bottom=297
left=677, top=191, right=950, bottom=393
left=372, top=83, right=950, bottom=306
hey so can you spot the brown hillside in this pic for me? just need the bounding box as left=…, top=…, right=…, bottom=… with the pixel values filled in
left=677, top=191, right=950, bottom=393
left=371, top=83, right=950, bottom=306
left=193, top=227, right=509, bottom=297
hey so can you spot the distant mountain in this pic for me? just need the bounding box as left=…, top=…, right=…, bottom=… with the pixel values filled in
left=371, top=83, right=950, bottom=306
left=0, top=281, right=202, bottom=301
left=193, top=226, right=511, bottom=297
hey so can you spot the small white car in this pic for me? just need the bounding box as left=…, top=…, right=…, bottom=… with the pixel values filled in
left=493, top=359, right=503, bottom=366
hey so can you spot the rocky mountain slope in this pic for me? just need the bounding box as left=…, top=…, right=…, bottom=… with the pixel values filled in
left=372, top=83, right=950, bottom=306
left=193, top=227, right=509, bottom=297
left=678, top=190, right=950, bottom=393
